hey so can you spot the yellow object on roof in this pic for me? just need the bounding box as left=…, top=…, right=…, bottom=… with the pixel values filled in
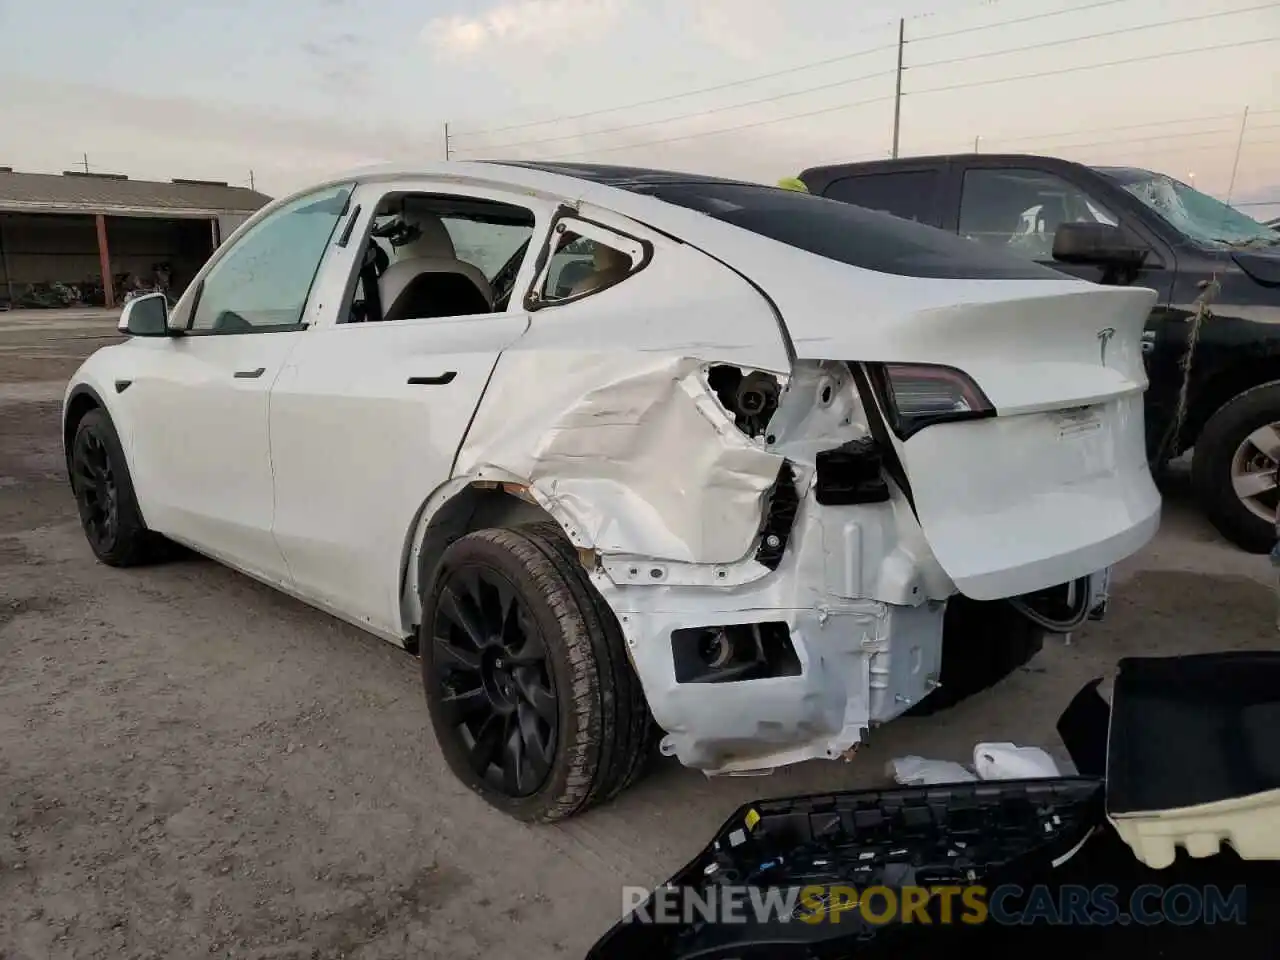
left=776, top=177, right=809, bottom=193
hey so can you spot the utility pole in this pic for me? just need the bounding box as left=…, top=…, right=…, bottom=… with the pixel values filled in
left=1225, top=105, right=1249, bottom=205
left=974, top=135, right=981, bottom=152
left=249, top=169, right=256, bottom=191
left=444, top=122, right=451, bottom=161
left=891, top=18, right=905, bottom=159
left=82, top=153, right=90, bottom=173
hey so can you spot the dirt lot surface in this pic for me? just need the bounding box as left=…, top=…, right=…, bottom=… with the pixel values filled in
left=2, top=309, right=1277, bottom=959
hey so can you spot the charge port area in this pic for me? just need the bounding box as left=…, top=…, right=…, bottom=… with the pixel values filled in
left=671, top=622, right=802, bottom=684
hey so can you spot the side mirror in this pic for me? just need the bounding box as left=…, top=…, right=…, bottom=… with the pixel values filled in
left=1052, top=222, right=1148, bottom=269
left=116, top=292, right=175, bottom=337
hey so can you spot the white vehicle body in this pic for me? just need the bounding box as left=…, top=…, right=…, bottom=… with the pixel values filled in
left=63, top=161, right=1160, bottom=783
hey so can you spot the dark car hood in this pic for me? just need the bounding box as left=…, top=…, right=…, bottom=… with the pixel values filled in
left=1233, top=249, right=1280, bottom=286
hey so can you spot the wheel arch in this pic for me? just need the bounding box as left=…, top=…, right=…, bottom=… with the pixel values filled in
left=1178, top=358, right=1280, bottom=457
left=62, top=383, right=109, bottom=477
left=398, top=478, right=580, bottom=645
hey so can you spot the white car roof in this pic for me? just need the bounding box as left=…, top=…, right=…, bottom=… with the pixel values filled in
left=261, top=159, right=1153, bottom=366
left=282, top=159, right=772, bottom=253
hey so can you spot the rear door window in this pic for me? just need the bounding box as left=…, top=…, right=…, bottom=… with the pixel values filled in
left=822, top=171, right=941, bottom=226
left=632, top=180, right=1061, bottom=280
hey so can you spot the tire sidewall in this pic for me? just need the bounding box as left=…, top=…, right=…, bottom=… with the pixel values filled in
left=1192, top=383, right=1280, bottom=554
left=420, top=536, right=592, bottom=821
left=72, top=409, right=139, bottom=562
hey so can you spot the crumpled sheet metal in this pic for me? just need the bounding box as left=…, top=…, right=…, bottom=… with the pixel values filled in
left=452, top=348, right=952, bottom=773
left=456, top=352, right=785, bottom=564
left=592, top=487, right=947, bottom=772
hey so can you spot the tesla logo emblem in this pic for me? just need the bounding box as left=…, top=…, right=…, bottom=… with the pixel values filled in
left=1097, top=327, right=1115, bottom=364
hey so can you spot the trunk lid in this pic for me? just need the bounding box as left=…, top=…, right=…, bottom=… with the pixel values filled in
left=758, top=254, right=1161, bottom=600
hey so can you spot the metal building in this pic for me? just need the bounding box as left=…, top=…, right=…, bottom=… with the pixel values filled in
left=0, top=168, right=271, bottom=310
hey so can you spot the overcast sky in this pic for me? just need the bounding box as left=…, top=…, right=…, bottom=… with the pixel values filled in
left=1, top=0, right=1277, bottom=215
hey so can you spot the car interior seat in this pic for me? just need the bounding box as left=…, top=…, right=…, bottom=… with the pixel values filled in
left=382, top=273, right=492, bottom=324
left=567, top=243, right=633, bottom=298
left=377, top=212, right=494, bottom=322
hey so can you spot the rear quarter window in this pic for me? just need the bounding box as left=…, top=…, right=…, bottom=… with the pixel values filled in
left=635, top=180, right=1063, bottom=280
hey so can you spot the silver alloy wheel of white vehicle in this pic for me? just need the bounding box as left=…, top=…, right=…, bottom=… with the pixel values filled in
left=1230, top=421, right=1280, bottom=522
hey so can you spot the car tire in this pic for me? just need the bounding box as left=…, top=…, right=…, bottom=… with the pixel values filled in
left=1191, top=382, right=1280, bottom=554
left=907, top=596, right=1045, bottom=716
left=420, top=522, right=655, bottom=822
left=69, top=408, right=169, bottom=567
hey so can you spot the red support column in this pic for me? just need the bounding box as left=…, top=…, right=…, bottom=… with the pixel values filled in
left=95, top=214, right=114, bottom=308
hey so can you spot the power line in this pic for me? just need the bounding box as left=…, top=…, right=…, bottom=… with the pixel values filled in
left=990, top=126, right=1239, bottom=153
left=449, top=40, right=896, bottom=141
left=540, top=92, right=898, bottom=160
left=448, top=0, right=1225, bottom=142
left=1048, top=136, right=1280, bottom=161
left=454, top=67, right=896, bottom=155
left=904, top=36, right=1280, bottom=97
left=458, top=14, right=1276, bottom=163
left=981, top=109, right=1278, bottom=146
left=883, top=109, right=1280, bottom=163
left=908, top=3, right=1279, bottom=72
left=460, top=11, right=1274, bottom=157
left=906, top=0, right=1137, bottom=43
left=532, top=40, right=1274, bottom=162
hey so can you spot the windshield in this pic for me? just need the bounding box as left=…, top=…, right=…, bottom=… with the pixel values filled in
left=1097, top=167, right=1280, bottom=249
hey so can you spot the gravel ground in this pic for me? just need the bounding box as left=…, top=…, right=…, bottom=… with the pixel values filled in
left=1, top=310, right=1277, bottom=959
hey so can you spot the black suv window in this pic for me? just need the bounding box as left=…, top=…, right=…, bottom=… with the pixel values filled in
left=822, top=171, right=939, bottom=225
left=631, top=180, right=1061, bottom=280
left=959, top=168, right=1118, bottom=263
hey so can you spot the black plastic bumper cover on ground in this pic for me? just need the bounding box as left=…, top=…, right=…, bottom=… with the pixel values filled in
left=588, top=653, right=1280, bottom=960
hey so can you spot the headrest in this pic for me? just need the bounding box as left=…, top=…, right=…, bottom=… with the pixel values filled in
left=393, top=205, right=456, bottom=260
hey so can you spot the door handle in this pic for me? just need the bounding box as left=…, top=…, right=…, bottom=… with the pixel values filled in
left=407, top=372, right=457, bottom=386
left=234, top=367, right=266, bottom=379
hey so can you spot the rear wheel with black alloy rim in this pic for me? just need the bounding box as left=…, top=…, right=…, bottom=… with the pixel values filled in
left=69, top=408, right=168, bottom=567
left=420, top=523, right=655, bottom=822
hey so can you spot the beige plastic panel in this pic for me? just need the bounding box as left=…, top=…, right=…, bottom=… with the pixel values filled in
left=1109, top=787, right=1280, bottom=869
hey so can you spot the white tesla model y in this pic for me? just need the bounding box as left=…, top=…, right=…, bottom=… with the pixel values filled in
left=64, top=162, right=1159, bottom=821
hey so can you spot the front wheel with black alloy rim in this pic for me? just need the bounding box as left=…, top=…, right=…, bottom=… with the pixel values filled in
left=1191, top=382, right=1280, bottom=553
left=69, top=408, right=169, bottom=567
left=420, top=523, right=656, bottom=822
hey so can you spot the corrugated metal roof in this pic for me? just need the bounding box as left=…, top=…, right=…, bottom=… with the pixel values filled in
left=0, top=170, right=273, bottom=217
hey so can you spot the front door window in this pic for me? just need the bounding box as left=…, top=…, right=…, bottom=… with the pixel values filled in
left=189, top=185, right=353, bottom=334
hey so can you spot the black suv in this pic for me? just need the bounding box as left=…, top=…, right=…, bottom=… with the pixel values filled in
left=799, top=154, right=1280, bottom=552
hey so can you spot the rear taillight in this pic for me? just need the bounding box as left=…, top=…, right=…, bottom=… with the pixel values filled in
left=872, top=363, right=994, bottom=440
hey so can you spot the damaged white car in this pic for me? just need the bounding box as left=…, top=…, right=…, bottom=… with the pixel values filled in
left=63, top=162, right=1160, bottom=822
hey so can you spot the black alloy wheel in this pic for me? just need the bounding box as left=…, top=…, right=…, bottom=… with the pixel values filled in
left=66, top=407, right=168, bottom=567
left=431, top=564, right=558, bottom=798
left=71, top=425, right=119, bottom=554
left=420, top=524, right=657, bottom=822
